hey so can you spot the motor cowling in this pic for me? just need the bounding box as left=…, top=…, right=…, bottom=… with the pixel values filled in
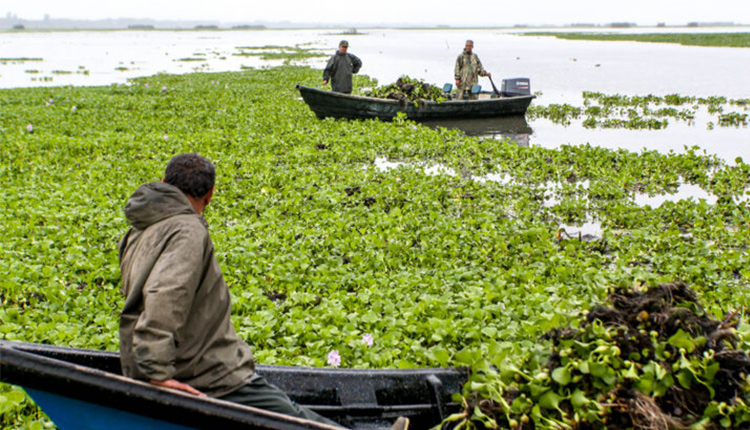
left=501, top=78, right=531, bottom=96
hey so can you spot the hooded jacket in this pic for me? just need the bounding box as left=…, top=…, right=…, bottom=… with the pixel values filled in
left=118, top=181, right=255, bottom=397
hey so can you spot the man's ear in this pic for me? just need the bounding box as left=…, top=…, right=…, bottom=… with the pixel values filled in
left=204, top=187, right=215, bottom=206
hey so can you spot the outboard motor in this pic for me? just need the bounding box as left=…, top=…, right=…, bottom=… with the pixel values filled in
left=501, top=78, right=531, bottom=96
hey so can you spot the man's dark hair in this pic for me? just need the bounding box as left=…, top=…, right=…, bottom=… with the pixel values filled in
left=164, top=153, right=216, bottom=198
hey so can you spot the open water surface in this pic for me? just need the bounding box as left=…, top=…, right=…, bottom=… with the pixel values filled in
left=1, top=27, right=748, bottom=162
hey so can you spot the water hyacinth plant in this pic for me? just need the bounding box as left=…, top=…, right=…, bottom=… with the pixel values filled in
left=362, top=333, right=374, bottom=347
left=327, top=350, right=342, bottom=367
left=451, top=282, right=750, bottom=430
left=1, top=65, right=749, bottom=429
left=363, top=75, right=448, bottom=104
left=528, top=92, right=750, bottom=130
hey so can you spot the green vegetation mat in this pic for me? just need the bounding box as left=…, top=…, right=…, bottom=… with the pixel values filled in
left=0, top=58, right=43, bottom=63
left=528, top=92, right=750, bottom=129
left=1, top=66, right=749, bottom=429
left=523, top=32, right=750, bottom=48
left=233, top=44, right=327, bottom=64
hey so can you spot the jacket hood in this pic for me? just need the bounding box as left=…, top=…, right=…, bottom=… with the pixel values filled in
left=124, top=182, right=197, bottom=230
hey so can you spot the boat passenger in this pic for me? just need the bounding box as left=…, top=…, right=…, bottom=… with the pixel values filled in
left=322, top=40, right=362, bottom=94
left=118, top=153, right=410, bottom=430
left=454, top=40, right=491, bottom=100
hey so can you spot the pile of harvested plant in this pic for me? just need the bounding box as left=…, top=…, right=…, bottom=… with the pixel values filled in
left=451, top=282, right=750, bottom=430
left=363, top=75, right=447, bottom=103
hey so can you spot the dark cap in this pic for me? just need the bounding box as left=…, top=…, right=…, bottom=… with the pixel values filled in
left=339, top=40, right=349, bottom=47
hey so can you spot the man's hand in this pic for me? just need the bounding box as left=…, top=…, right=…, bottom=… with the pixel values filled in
left=150, top=379, right=206, bottom=397
left=455, top=79, right=460, bottom=87
left=322, top=80, right=328, bottom=86
left=486, top=72, right=492, bottom=78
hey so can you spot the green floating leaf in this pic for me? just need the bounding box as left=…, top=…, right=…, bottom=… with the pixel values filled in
left=538, top=390, right=562, bottom=411
left=676, top=370, right=693, bottom=389
left=570, top=389, right=590, bottom=408
left=551, top=366, right=572, bottom=386
left=668, top=329, right=696, bottom=353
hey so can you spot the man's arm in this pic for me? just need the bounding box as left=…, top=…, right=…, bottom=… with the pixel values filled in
left=454, top=55, right=462, bottom=87
left=351, top=54, right=362, bottom=74
left=322, top=55, right=336, bottom=85
left=151, top=378, right=206, bottom=396
left=132, top=228, right=206, bottom=384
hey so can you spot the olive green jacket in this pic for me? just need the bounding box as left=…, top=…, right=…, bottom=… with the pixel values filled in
left=323, top=51, right=362, bottom=94
left=454, top=50, right=488, bottom=89
left=118, top=182, right=255, bottom=397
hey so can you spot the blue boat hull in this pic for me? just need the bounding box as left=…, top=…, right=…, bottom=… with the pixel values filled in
left=26, top=388, right=197, bottom=430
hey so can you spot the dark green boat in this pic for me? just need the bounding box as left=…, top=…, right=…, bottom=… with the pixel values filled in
left=296, top=85, right=535, bottom=121
left=1, top=340, right=468, bottom=430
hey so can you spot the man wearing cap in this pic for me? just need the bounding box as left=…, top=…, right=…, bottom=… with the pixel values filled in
left=323, top=40, right=362, bottom=94
left=454, top=40, right=491, bottom=100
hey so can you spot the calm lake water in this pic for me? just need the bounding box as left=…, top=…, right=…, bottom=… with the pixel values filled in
left=1, top=27, right=749, bottom=163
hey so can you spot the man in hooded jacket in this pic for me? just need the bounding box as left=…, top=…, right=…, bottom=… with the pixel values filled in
left=118, top=153, right=342, bottom=426
left=322, top=40, right=362, bottom=94
left=118, top=153, right=409, bottom=430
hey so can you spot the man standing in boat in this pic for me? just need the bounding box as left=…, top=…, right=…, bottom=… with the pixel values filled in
left=454, top=40, right=491, bottom=100
left=118, top=153, right=409, bottom=430
left=322, top=40, right=362, bottom=94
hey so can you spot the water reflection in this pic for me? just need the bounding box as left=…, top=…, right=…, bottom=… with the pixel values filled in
left=420, top=115, right=533, bottom=146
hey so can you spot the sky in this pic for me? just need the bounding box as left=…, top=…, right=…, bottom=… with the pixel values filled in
left=4, top=0, right=750, bottom=27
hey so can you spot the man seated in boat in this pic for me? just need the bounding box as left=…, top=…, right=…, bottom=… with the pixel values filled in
left=322, top=40, right=362, bottom=94
left=118, top=153, right=409, bottom=430
left=454, top=40, right=491, bottom=100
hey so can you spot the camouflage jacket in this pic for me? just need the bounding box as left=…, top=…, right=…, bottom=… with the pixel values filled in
left=454, top=51, right=487, bottom=88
